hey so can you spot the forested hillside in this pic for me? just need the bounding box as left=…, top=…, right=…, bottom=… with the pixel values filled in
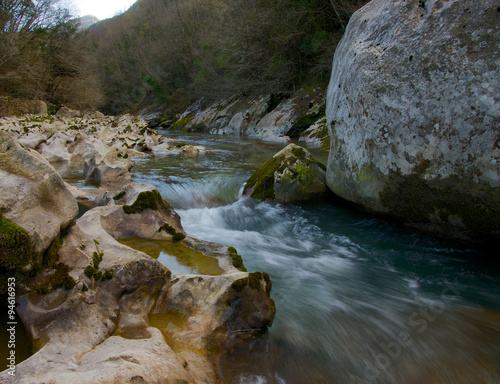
left=0, top=0, right=368, bottom=115
left=0, top=0, right=102, bottom=110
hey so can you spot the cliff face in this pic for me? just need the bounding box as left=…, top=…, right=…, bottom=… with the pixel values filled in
left=325, top=0, right=499, bottom=241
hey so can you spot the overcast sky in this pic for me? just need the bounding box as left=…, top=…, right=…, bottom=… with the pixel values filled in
left=71, top=0, right=137, bottom=20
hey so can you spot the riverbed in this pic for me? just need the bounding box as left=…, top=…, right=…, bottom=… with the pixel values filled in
left=131, top=131, right=500, bottom=384
left=2, top=130, right=499, bottom=383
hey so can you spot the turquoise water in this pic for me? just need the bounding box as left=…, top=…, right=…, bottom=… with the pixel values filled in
left=4, top=131, right=498, bottom=382
left=131, top=131, right=500, bottom=384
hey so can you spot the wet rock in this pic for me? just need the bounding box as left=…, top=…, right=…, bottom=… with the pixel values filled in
left=243, top=143, right=328, bottom=203
left=325, top=0, right=500, bottom=241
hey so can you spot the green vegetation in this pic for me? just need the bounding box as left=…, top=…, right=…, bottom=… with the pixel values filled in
left=0, top=212, right=36, bottom=286
left=84, top=251, right=114, bottom=282
left=287, top=105, right=326, bottom=139
left=35, top=263, right=75, bottom=293
left=245, top=157, right=281, bottom=200
left=113, top=190, right=126, bottom=200
left=158, top=223, right=176, bottom=235
left=123, top=190, right=168, bottom=214
left=231, top=277, right=249, bottom=293
left=245, top=147, right=326, bottom=200
left=228, top=247, right=247, bottom=272
left=0, top=0, right=103, bottom=110
left=1, top=0, right=367, bottom=115
left=85, top=0, right=368, bottom=114
left=158, top=223, right=186, bottom=242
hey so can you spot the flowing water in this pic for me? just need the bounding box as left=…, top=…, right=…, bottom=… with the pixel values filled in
left=130, top=131, right=500, bottom=384
left=2, top=131, right=499, bottom=382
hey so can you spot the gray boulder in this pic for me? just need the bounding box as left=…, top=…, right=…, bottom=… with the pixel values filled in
left=56, top=106, right=82, bottom=119
left=326, top=0, right=500, bottom=241
left=243, top=144, right=328, bottom=203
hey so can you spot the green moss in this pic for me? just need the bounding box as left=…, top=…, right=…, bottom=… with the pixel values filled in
left=42, top=236, right=63, bottom=267
left=102, top=269, right=114, bottom=280
left=379, top=173, right=500, bottom=238
left=357, top=164, right=376, bottom=183
left=172, top=232, right=186, bottom=242
left=158, top=223, right=185, bottom=242
left=123, top=190, right=168, bottom=214
left=266, top=299, right=276, bottom=327
left=295, top=164, right=316, bottom=184
left=262, top=272, right=272, bottom=296
left=84, top=252, right=113, bottom=282
left=0, top=212, right=36, bottom=285
left=245, top=156, right=281, bottom=200
left=35, top=263, right=75, bottom=293
left=158, top=223, right=176, bottom=235
left=291, top=146, right=307, bottom=159
left=228, top=247, right=247, bottom=272
left=231, top=277, right=249, bottom=292
left=248, top=271, right=263, bottom=290
left=172, top=116, right=193, bottom=130
left=113, top=190, right=126, bottom=200
left=286, top=105, right=326, bottom=139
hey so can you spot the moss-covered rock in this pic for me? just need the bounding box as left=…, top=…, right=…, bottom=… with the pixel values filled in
left=228, top=246, right=247, bottom=272
left=0, top=212, right=36, bottom=286
left=286, top=105, right=326, bottom=139
left=123, top=190, right=169, bottom=214
left=243, top=143, right=328, bottom=203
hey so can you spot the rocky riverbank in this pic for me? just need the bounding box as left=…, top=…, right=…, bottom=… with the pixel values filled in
left=0, top=109, right=275, bottom=383
left=144, top=87, right=330, bottom=149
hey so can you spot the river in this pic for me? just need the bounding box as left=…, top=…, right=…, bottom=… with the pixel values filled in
left=2, top=130, right=499, bottom=383
left=131, top=131, right=500, bottom=384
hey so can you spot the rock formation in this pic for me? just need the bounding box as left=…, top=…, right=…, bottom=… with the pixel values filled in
left=325, top=0, right=499, bottom=241
left=163, top=88, right=328, bottom=144
left=0, top=131, right=78, bottom=257
left=243, top=143, right=328, bottom=203
left=0, top=111, right=275, bottom=383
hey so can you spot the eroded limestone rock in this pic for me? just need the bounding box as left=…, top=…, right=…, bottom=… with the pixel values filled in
left=325, top=0, right=500, bottom=241
left=0, top=183, right=275, bottom=383
left=0, top=131, right=78, bottom=256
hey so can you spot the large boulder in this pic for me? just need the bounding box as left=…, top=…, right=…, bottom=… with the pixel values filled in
left=243, top=144, right=328, bottom=203
left=325, top=0, right=500, bottom=241
left=0, top=131, right=78, bottom=258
